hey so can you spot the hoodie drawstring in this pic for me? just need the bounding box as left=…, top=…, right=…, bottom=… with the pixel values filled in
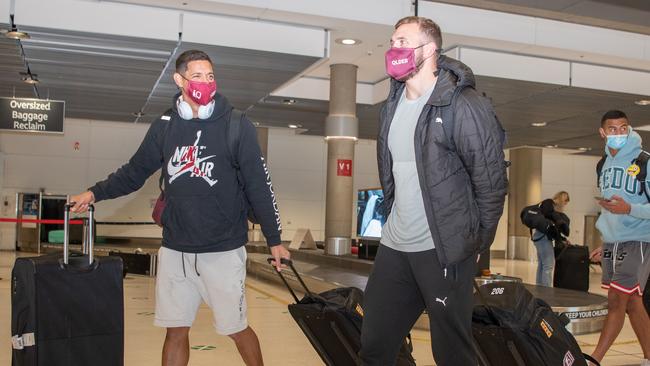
left=181, top=252, right=200, bottom=277
left=613, top=242, right=619, bottom=274
left=642, top=242, right=645, bottom=264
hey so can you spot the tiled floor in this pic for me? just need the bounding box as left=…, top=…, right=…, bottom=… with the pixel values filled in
left=0, top=251, right=647, bottom=365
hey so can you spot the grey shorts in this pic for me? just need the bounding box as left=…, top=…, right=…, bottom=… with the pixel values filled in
left=601, top=241, right=650, bottom=296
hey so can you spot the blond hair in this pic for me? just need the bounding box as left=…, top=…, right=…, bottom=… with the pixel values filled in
left=553, top=191, right=570, bottom=211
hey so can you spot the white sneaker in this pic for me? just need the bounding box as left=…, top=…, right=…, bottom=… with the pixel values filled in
left=640, top=359, right=650, bottom=366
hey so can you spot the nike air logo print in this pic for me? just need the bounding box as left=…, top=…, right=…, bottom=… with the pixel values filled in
left=167, top=130, right=218, bottom=186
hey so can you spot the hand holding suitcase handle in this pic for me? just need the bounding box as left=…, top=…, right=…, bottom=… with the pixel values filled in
left=64, top=203, right=95, bottom=266
left=266, top=258, right=314, bottom=303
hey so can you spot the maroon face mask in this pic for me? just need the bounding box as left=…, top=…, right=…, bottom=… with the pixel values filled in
left=384, top=44, right=427, bottom=80
left=183, top=77, right=217, bottom=106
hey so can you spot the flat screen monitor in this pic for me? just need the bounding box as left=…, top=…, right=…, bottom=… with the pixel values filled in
left=356, top=188, right=387, bottom=239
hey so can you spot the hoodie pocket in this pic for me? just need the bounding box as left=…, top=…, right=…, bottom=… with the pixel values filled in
left=164, top=195, right=236, bottom=244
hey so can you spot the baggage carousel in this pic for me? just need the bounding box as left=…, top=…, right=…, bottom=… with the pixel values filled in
left=246, top=243, right=608, bottom=335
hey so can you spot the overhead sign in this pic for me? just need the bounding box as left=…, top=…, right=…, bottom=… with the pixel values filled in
left=0, top=97, right=65, bottom=134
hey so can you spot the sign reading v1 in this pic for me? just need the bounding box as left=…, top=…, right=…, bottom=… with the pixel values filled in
left=0, top=97, right=65, bottom=134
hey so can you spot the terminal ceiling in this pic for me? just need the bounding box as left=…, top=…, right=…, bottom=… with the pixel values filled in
left=2, top=0, right=650, bottom=155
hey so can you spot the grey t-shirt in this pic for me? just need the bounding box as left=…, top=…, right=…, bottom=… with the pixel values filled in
left=381, top=83, right=436, bottom=252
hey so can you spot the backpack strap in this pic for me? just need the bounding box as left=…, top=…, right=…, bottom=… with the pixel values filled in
left=441, top=84, right=471, bottom=152
left=596, top=154, right=607, bottom=188
left=157, top=108, right=173, bottom=194
left=227, top=108, right=244, bottom=169
left=633, top=150, right=650, bottom=202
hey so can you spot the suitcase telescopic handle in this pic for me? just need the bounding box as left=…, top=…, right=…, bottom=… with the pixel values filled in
left=266, top=257, right=313, bottom=303
left=63, top=203, right=94, bottom=265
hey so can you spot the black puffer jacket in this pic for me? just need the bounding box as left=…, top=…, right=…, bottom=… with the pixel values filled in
left=377, top=55, right=508, bottom=266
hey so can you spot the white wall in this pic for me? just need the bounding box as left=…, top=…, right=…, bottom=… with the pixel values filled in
left=541, top=149, right=601, bottom=244
left=265, top=129, right=379, bottom=242
left=0, top=118, right=163, bottom=248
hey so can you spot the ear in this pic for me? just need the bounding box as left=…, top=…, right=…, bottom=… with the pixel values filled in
left=424, top=42, right=437, bottom=58
left=598, top=127, right=607, bottom=139
left=173, top=73, right=185, bottom=89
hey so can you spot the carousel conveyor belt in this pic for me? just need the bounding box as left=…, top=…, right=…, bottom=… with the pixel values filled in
left=245, top=243, right=608, bottom=335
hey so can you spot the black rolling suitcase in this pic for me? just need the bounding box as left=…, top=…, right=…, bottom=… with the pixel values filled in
left=553, top=243, right=590, bottom=291
left=472, top=281, right=599, bottom=366
left=268, top=258, right=415, bottom=366
left=11, top=205, right=124, bottom=366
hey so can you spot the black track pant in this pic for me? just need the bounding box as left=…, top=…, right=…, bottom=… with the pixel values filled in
left=360, top=245, right=477, bottom=366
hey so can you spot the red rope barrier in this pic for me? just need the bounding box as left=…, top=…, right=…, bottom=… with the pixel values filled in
left=0, top=218, right=84, bottom=224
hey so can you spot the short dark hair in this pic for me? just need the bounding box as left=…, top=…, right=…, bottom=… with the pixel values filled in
left=394, top=16, right=443, bottom=51
left=175, top=50, right=212, bottom=73
left=600, top=110, right=628, bottom=127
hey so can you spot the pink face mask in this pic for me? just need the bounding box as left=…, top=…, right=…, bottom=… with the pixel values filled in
left=184, top=78, right=217, bottom=106
left=384, top=45, right=426, bottom=80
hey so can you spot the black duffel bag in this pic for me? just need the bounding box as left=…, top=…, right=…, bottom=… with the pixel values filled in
left=472, top=281, right=599, bottom=366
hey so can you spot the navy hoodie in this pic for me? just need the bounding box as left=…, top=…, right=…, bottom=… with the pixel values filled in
left=90, top=93, right=282, bottom=253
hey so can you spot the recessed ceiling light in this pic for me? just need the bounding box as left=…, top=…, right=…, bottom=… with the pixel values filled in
left=252, top=121, right=260, bottom=127
left=288, top=123, right=302, bottom=129
left=578, top=147, right=591, bottom=152
left=635, top=100, right=650, bottom=106
left=282, top=99, right=296, bottom=105
left=531, top=122, right=547, bottom=127
left=335, top=38, right=361, bottom=46
left=545, top=145, right=557, bottom=149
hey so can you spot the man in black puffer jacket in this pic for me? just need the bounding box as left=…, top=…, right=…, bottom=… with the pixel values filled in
left=360, top=16, right=508, bottom=366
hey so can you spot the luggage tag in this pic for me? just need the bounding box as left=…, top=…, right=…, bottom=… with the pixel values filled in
left=11, top=333, right=35, bottom=350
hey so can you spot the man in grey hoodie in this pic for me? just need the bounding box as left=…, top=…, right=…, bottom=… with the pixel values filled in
left=589, top=110, right=650, bottom=365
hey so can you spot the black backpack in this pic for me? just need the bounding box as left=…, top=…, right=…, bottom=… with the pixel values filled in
left=226, top=109, right=259, bottom=224
left=596, top=151, right=650, bottom=202
left=519, top=204, right=556, bottom=242
left=472, top=281, right=599, bottom=366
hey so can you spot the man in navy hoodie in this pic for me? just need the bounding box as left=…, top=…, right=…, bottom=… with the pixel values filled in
left=589, top=110, right=650, bottom=365
left=70, top=50, right=289, bottom=366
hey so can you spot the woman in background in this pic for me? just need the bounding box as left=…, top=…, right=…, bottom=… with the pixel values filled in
left=532, top=191, right=570, bottom=286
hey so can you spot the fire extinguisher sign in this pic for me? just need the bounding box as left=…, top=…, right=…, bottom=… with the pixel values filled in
left=337, top=159, right=352, bottom=177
